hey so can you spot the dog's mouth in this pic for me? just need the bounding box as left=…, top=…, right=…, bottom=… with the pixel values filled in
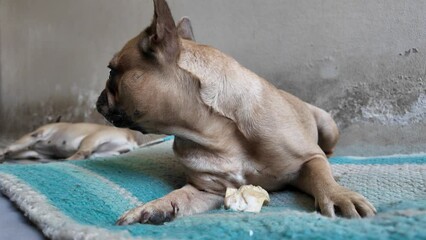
left=104, top=111, right=132, bottom=128
left=96, top=90, right=148, bottom=134
left=101, top=109, right=148, bottom=134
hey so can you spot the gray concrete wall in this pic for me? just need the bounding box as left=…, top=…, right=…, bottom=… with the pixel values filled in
left=1, top=0, right=425, bottom=156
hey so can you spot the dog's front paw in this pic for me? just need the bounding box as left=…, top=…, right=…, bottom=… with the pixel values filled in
left=315, top=186, right=376, bottom=218
left=116, top=199, right=179, bottom=225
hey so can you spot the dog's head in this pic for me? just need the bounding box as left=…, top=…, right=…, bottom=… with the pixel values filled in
left=96, top=0, right=196, bottom=134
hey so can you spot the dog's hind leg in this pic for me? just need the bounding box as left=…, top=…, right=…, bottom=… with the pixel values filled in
left=116, top=184, right=223, bottom=225
left=90, top=142, right=136, bottom=159
left=89, top=151, right=120, bottom=159
left=66, top=147, right=94, bottom=160
left=8, top=150, right=50, bottom=160
left=307, top=104, right=339, bottom=156
left=0, top=130, right=46, bottom=161
left=66, top=133, right=109, bottom=160
left=66, top=132, right=133, bottom=160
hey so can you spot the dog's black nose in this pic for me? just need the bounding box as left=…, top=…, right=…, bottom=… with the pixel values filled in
left=96, top=90, right=109, bottom=116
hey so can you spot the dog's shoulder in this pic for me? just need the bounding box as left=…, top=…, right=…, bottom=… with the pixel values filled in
left=178, top=40, right=264, bottom=124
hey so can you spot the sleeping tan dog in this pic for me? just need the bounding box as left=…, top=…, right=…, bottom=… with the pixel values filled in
left=0, top=122, right=146, bottom=161
left=96, top=0, right=376, bottom=225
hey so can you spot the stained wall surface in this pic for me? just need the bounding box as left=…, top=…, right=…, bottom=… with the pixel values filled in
left=1, top=0, right=425, bottom=155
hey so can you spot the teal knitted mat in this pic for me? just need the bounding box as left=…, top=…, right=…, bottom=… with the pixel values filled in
left=0, top=139, right=425, bottom=240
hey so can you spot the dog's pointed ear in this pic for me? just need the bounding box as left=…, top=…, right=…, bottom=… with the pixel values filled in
left=140, top=0, right=179, bottom=62
left=177, top=17, right=195, bottom=41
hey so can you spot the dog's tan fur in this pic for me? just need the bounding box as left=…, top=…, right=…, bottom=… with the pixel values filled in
left=96, top=0, right=375, bottom=225
left=0, top=123, right=145, bottom=161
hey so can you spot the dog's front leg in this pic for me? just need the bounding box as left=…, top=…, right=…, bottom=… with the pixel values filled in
left=291, top=156, right=376, bottom=218
left=116, top=184, right=223, bottom=225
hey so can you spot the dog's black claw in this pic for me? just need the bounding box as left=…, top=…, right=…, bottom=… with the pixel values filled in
left=171, top=201, right=179, bottom=216
left=142, top=210, right=175, bottom=225
left=139, top=202, right=179, bottom=225
left=139, top=211, right=151, bottom=224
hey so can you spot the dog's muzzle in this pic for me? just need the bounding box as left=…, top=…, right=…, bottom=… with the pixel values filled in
left=96, top=90, right=147, bottom=133
left=96, top=90, right=110, bottom=117
left=96, top=90, right=131, bottom=128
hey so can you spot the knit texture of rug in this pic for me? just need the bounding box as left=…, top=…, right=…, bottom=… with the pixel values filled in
left=0, top=139, right=425, bottom=240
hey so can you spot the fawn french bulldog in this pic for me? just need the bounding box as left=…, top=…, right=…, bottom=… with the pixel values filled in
left=96, top=0, right=375, bottom=225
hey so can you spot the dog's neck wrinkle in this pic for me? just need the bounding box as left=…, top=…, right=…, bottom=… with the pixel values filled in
left=150, top=112, right=235, bottom=153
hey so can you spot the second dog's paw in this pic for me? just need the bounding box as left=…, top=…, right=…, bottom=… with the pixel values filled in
left=315, top=186, right=376, bottom=218
left=116, top=199, right=179, bottom=225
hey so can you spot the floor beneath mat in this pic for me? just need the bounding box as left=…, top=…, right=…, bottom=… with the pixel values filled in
left=0, top=139, right=45, bottom=239
left=0, top=192, right=46, bottom=240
